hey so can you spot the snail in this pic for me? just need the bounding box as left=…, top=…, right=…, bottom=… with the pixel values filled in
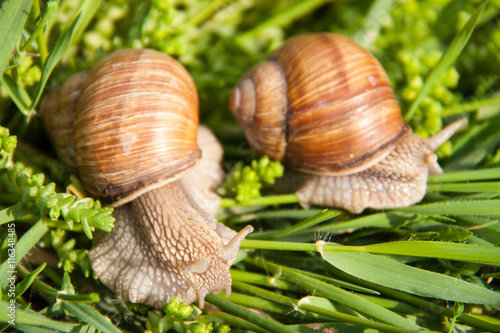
left=229, top=33, right=467, bottom=213
left=40, top=48, right=253, bottom=308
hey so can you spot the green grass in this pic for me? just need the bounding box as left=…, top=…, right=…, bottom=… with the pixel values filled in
left=1, top=0, right=500, bottom=332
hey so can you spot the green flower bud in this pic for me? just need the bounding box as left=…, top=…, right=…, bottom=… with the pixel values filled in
left=2, top=135, right=17, bottom=153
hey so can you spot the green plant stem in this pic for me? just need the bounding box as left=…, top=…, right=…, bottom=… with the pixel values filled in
left=220, top=194, right=299, bottom=208
left=442, top=96, right=500, bottom=116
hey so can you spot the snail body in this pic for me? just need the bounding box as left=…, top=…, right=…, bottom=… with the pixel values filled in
left=230, top=33, right=467, bottom=213
left=40, top=48, right=252, bottom=307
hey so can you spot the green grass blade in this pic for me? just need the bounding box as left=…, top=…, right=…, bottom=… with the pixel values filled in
left=428, top=168, right=500, bottom=182
left=205, top=294, right=299, bottom=333
left=322, top=251, right=500, bottom=304
left=442, top=96, right=500, bottom=116
left=12, top=263, right=46, bottom=300
left=0, top=0, right=34, bottom=77
left=249, top=257, right=422, bottom=331
left=61, top=301, right=122, bottom=333
left=427, top=181, right=500, bottom=192
left=29, top=0, right=101, bottom=109
left=317, top=212, right=417, bottom=232
left=404, top=0, right=489, bottom=121
left=241, top=240, right=500, bottom=265
left=220, top=194, right=299, bottom=207
left=1, top=74, right=32, bottom=111
left=254, top=209, right=339, bottom=240
left=393, top=199, right=500, bottom=215
left=19, top=0, right=58, bottom=52
left=0, top=219, right=48, bottom=286
left=0, top=300, right=77, bottom=332
left=362, top=241, right=500, bottom=266
left=0, top=202, right=34, bottom=225
left=298, top=297, right=418, bottom=333
left=352, top=0, right=395, bottom=48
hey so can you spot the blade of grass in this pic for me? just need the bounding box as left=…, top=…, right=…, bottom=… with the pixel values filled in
left=10, top=263, right=46, bottom=300
left=0, top=300, right=77, bottom=332
left=19, top=0, right=57, bottom=52
left=315, top=212, right=418, bottom=232
left=327, top=265, right=500, bottom=332
left=427, top=181, right=500, bottom=192
left=404, top=0, right=489, bottom=121
left=362, top=240, right=500, bottom=266
left=29, top=0, right=101, bottom=109
left=298, top=297, right=419, bottom=333
left=248, top=256, right=423, bottom=331
left=1, top=73, right=32, bottom=111
left=428, top=168, right=500, bottom=182
left=240, top=239, right=500, bottom=265
left=0, top=0, right=34, bottom=77
left=203, top=311, right=271, bottom=333
left=0, top=219, right=48, bottom=286
left=61, top=301, right=122, bottom=333
left=252, top=209, right=340, bottom=240
left=228, top=208, right=323, bottom=224
left=392, top=199, right=500, bottom=215
left=322, top=251, right=500, bottom=304
left=0, top=202, right=37, bottom=225
left=220, top=194, right=299, bottom=207
left=352, top=0, right=395, bottom=48
left=228, top=292, right=291, bottom=314
left=442, top=96, right=500, bottom=116
left=205, top=294, right=300, bottom=333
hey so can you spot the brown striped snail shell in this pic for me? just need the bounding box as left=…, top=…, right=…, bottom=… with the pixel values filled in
left=40, top=48, right=253, bottom=308
left=230, top=33, right=467, bottom=213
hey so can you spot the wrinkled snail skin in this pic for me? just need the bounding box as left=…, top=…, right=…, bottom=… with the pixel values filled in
left=40, top=48, right=253, bottom=307
left=230, top=33, right=467, bottom=213
left=180, top=125, right=225, bottom=217
left=89, top=125, right=252, bottom=308
left=275, top=119, right=467, bottom=213
left=89, top=183, right=253, bottom=309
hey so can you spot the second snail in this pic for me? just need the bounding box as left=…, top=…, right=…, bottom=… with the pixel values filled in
left=230, top=32, right=467, bottom=213
left=40, top=49, right=253, bottom=308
